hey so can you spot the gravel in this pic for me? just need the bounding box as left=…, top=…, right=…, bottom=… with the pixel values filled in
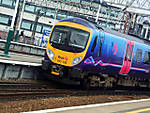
left=0, top=95, right=149, bottom=113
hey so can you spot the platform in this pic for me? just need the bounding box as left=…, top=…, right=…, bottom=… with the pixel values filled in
left=0, top=50, right=43, bottom=80
left=57, top=100, right=150, bottom=113
left=0, top=50, right=43, bottom=64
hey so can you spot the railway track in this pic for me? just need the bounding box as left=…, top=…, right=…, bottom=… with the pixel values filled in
left=0, top=82, right=150, bottom=102
left=1, top=88, right=150, bottom=102
left=0, top=82, right=79, bottom=101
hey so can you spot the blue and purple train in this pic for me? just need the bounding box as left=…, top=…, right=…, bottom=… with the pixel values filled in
left=42, top=17, right=150, bottom=88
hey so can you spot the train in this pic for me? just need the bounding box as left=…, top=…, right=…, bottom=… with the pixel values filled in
left=42, top=17, right=150, bottom=88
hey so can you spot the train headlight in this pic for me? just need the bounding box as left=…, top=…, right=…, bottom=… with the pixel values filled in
left=72, top=56, right=82, bottom=65
left=47, top=49, right=54, bottom=60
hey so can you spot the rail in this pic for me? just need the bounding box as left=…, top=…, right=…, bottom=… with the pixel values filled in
left=0, top=82, right=150, bottom=102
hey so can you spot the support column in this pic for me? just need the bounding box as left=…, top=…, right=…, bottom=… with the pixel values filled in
left=31, top=9, right=40, bottom=44
left=0, top=29, right=14, bottom=57
left=123, top=12, right=129, bottom=33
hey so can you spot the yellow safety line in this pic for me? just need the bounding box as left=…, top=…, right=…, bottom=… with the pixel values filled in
left=126, top=108, right=150, bottom=113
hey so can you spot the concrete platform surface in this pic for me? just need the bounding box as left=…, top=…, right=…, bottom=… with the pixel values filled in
left=0, top=50, right=43, bottom=64
left=56, top=101, right=150, bottom=113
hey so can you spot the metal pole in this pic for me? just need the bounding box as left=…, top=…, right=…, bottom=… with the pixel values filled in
left=40, top=32, right=44, bottom=47
left=11, top=0, right=20, bottom=29
left=123, top=12, right=129, bottom=33
left=18, top=0, right=25, bottom=30
left=96, top=0, right=103, bottom=23
left=0, top=29, right=14, bottom=57
left=31, top=9, right=40, bottom=44
left=15, top=0, right=26, bottom=42
left=127, top=13, right=135, bottom=34
left=95, top=4, right=101, bottom=23
left=105, top=8, right=111, bottom=28
left=133, top=14, right=138, bottom=30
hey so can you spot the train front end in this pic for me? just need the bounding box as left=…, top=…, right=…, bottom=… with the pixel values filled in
left=42, top=18, right=92, bottom=83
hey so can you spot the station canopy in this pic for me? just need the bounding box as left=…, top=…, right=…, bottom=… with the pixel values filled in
left=27, top=0, right=150, bottom=15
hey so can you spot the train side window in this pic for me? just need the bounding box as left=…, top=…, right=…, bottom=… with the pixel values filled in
left=91, top=36, right=97, bottom=52
left=98, top=36, right=104, bottom=57
left=125, top=44, right=130, bottom=60
left=143, top=51, right=150, bottom=64
left=135, top=49, right=142, bottom=63
left=129, top=45, right=133, bottom=61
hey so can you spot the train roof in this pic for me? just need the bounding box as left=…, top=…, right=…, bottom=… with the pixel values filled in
left=59, top=17, right=150, bottom=46
left=101, top=27, right=150, bottom=46
left=59, top=18, right=97, bottom=29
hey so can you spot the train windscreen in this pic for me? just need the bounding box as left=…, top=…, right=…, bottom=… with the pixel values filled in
left=50, top=26, right=90, bottom=53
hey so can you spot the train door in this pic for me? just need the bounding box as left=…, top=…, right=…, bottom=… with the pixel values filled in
left=120, top=40, right=134, bottom=74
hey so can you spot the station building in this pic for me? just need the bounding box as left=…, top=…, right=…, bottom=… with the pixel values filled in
left=0, top=0, right=149, bottom=46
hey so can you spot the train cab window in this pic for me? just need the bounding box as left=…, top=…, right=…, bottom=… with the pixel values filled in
left=91, top=36, right=97, bottom=52
left=143, top=51, right=150, bottom=64
left=135, top=49, right=142, bottom=63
